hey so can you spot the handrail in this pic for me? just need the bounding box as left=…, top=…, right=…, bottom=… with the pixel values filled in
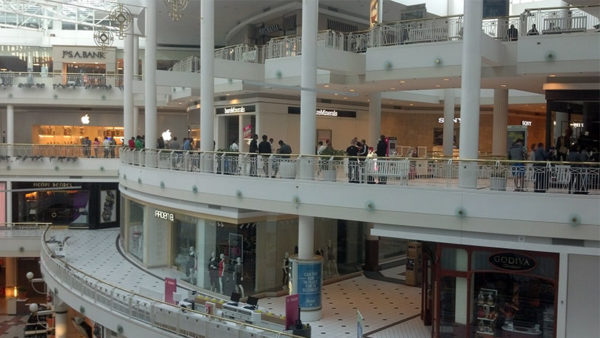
left=40, top=225, right=298, bottom=337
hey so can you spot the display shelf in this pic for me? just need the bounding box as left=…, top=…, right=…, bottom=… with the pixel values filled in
left=475, top=288, right=498, bottom=337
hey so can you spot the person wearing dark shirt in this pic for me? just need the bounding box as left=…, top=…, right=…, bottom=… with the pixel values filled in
left=507, top=24, right=518, bottom=41
left=534, top=143, right=548, bottom=192
left=346, top=139, right=360, bottom=183
left=249, top=134, right=258, bottom=176
left=527, top=24, right=539, bottom=35
left=376, top=135, right=388, bottom=184
left=258, top=134, right=272, bottom=176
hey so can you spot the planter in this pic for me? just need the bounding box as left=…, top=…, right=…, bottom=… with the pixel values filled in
left=490, top=176, right=507, bottom=191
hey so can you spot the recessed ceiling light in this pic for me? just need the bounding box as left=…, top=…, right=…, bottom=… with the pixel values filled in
left=549, top=74, right=556, bottom=77
left=334, top=93, right=338, bottom=96
left=324, top=84, right=330, bottom=88
left=409, top=103, right=414, bottom=106
left=500, top=84, right=507, bottom=87
left=389, top=87, right=396, bottom=90
left=343, top=97, right=348, bottom=100
left=435, top=84, right=441, bottom=87
left=443, top=78, right=449, bottom=81
left=349, top=89, right=355, bottom=92
left=400, top=80, right=405, bottom=83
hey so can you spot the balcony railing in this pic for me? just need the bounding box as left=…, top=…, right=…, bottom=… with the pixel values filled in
left=0, top=72, right=137, bottom=89
left=0, top=222, right=51, bottom=237
left=39, top=225, right=296, bottom=337
left=121, top=149, right=600, bottom=195
left=0, top=144, right=121, bottom=159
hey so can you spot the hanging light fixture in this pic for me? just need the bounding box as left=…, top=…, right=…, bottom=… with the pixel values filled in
left=109, top=4, right=132, bottom=39
left=94, top=26, right=114, bottom=49
left=164, top=0, right=189, bottom=21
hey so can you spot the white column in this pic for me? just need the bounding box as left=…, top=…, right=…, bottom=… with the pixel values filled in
left=200, top=0, right=215, bottom=151
left=133, top=106, right=139, bottom=137
left=6, top=181, right=11, bottom=224
left=195, top=219, right=216, bottom=289
left=7, top=104, right=14, bottom=144
left=443, top=89, right=455, bottom=157
left=378, top=0, right=383, bottom=23
left=133, top=18, right=140, bottom=77
left=144, top=0, right=157, bottom=149
left=492, top=88, right=508, bottom=156
left=124, top=19, right=134, bottom=141
left=368, top=92, right=381, bottom=145
left=54, top=300, right=68, bottom=338
left=300, top=0, right=318, bottom=180
left=298, top=216, right=314, bottom=260
left=458, top=0, right=483, bottom=188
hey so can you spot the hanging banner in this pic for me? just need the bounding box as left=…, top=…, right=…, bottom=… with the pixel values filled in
left=165, top=278, right=177, bottom=304
left=285, top=294, right=300, bottom=330
left=243, top=124, right=253, bottom=139
left=370, top=0, right=379, bottom=27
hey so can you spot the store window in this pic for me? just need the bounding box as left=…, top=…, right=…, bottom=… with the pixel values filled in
left=441, top=247, right=468, bottom=271
left=439, top=276, right=468, bottom=337
left=172, top=215, right=197, bottom=284
left=127, top=200, right=144, bottom=261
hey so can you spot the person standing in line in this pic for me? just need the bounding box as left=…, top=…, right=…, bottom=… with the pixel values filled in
left=507, top=24, right=518, bottom=41
left=128, top=137, right=135, bottom=150
left=249, top=134, right=258, bottom=176
left=376, top=135, right=388, bottom=184
left=93, top=137, right=101, bottom=157
left=527, top=24, right=539, bottom=35
left=346, top=139, right=360, bottom=183
left=258, top=134, right=272, bottom=177
left=157, top=136, right=165, bottom=149
left=534, top=142, right=548, bottom=192
left=508, top=138, right=527, bottom=191
left=103, top=137, right=111, bottom=158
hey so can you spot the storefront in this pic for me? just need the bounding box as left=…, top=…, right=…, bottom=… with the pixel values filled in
left=11, top=182, right=119, bottom=229
left=121, top=197, right=366, bottom=295
left=215, top=104, right=257, bottom=152
left=433, top=244, right=558, bottom=338
left=33, top=124, right=124, bottom=147
left=52, top=45, right=116, bottom=87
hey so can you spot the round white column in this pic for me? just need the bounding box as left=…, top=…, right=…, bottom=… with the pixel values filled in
left=200, top=0, right=215, bottom=151
left=133, top=106, right=139, bottom=137
left=7, top=104, right=14, bottom=157
left=368, top=92, right=381, bottom=145
left=492, top=88, right=508, bottom=156
left=54, top=300, right=68, bottom=338
left=144, top=0, right=157, bottom=150
left=458, top=0, right=483, bottom=188
left=292, top=215, right=322, bottom=322
left=299, top=0, right=318, bottom=179
left=443, top=89, right=455, bottom=157
left=123, top=18, right=134, bottom=141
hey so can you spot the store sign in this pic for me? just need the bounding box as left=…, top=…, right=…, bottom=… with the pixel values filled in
left=316, top=109, right=338, bottom=117
left=62, top=50, right=106, bottom=59
left=32, top=182, right=75, bottom=188
left=154, top=209, right=174, bottom=221
left=438, top=117, right=461, bottom=124
left=489, top=252, right=536, bottom=271
left=522, top=120, right=532, bottom=126
left=224, top=106, right=246, bottom=114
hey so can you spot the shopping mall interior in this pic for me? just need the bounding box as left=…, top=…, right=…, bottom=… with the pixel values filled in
left=0, top=0, right=599, bottom=337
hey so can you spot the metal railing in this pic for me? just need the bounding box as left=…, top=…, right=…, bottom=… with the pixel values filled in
left=264, top=29, right=345, bottom=59
left=121, top=149, right=600, bottom=195
left=0, top=72, right=136, bottom=89
left=0, top=144, right=122, bottom=159
left=0, top=222, right=51, bottom=237
left=39, top=225, right=297, bottom=337
left=523, top=5, right=600, bottom=35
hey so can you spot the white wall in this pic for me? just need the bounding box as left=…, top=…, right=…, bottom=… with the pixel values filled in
left=566, top=254, right=600, bottom=338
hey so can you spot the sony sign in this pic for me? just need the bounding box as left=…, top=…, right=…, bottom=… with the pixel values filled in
left=488, top=252, right=536, bottom=272
left=154, top=210, right=174, bottom=221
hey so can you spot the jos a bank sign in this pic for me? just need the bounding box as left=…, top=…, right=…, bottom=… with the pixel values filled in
left=62, top=50, right=106, bottom=59
left=488, top=252, right=537, bottom=272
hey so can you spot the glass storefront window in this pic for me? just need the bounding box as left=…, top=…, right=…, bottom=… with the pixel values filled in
left=441, top=247, right=468, bottom=271
left=471, top=272, right=555, bottom=337
left=127, top=200, right=144, bottom=261
left=172, top=217, right=196, bottom=284
left=439, top=276, right=468, bottom=337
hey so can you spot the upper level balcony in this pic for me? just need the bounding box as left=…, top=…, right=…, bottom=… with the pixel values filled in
left=119, top=149, right=600, bottom=246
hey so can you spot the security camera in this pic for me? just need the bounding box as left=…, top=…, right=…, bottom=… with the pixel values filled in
left=26, top=271, right=34, bottom=280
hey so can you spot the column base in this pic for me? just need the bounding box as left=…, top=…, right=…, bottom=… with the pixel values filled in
left=301, top=308, right=322, bottom=322
left=290, top=257, right=322, bottom=322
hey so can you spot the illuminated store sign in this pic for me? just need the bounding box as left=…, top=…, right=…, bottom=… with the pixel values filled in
left=32, top=182, right=76, bottom=188
left=438, top=117, right=461, bottom=124
left=62, top=50, right=106, bottom=59
left=316, top=109, right=338, bottom=117
left=154, top=210, right=174, bottom=221
left=488, top=252, right=536, bottom=271
left=522, top=120, right=532, bottom=126
left=224, top=106, right=246, bottom=114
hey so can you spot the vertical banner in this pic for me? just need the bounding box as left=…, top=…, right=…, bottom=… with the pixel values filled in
left=285, top=294, right=300, bottom=330
left=296, top=261, right=322, bottom=309
left=370, top=0, right=379, bottom=27
left=164, top=277, right=177, bottom=304
left=357, top=309, right=364, bottom=338
left=243, top=124, right=252, bottom=139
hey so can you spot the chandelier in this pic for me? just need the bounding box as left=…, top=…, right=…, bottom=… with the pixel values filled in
left=109, top=4, right=133, bottom=39
left=164, top=0, right=189, bottom=21
left=94, top=26, right=114, bottom=49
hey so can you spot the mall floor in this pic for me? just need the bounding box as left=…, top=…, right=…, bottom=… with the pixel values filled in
left=41, top=228, right=432, bottom=337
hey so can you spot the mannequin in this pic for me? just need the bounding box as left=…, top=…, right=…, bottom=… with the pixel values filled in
left=282, top=252, right=290, bottom=288
left=208, top=251, right=218, bottom=292
left=233, top=257, right=245, bottom=298
left=218, top=253, right=225, bottom=294
left=186, top=246, right=197, bottom=285
left=326, top=240, right=338, bottom=276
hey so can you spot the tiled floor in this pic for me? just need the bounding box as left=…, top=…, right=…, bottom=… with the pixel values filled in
left=48, top=228, right=431, bottom=337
